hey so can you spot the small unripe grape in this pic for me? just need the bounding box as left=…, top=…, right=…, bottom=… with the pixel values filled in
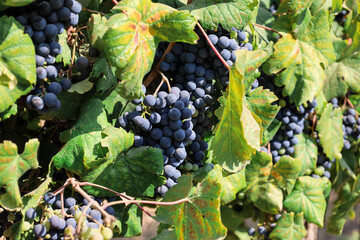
left=101, top=227, right=113, bottom=240
left=22, top=221, right=31, bottom=231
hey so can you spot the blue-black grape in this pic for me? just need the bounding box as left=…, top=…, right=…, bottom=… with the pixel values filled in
left=34, top=224, right=47, bottom=237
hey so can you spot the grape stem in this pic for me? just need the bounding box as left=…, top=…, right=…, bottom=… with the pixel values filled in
left=78, top=181, right=153, bottom=218
left=254, top=24, right=283, bottom=37
left=159, top=71, right=172, bottom=92
left=76, top=200, right=94, bottom=235
left=82, top=8, right=106, bottom=16
left=143, top=42, right=176, bottom=87
left=102, top=198, right=191, bottom=209
left=153, top=79, right=166, bottom=97
left=346, top=98, right=355, bottom=109
left=112, top=0, right=118, bottom=5
left=196, top=22, right=231, bottom=70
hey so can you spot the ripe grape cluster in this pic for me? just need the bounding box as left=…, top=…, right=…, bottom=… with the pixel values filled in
left=118, top=26, right=253, bottom=196
left=15, top=0, right=83, bottom=113
left=269, top=99, right=317, bottom=163
left=119, top=85, right=207, bottom=196
left=24, top=192, right=115, bottom=240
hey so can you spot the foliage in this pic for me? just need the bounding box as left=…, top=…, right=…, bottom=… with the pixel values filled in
left=0, top=0, right=359, bottom=239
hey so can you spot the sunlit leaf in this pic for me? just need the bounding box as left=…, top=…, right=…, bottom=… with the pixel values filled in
left=0, top=139, right=39, bottom=210
left=102, top=0, right=197, bottom=100
left=270, top=212, right=307, bottom=240
left=155, top=173, right=227, bottom=240
left=294, top=133, right=318, bottom=175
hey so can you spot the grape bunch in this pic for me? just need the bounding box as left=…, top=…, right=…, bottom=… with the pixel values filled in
left=119, top=85, right=203, bottom=196
left=24, top=192, right=115, bottom=240
left=14, top=0, right=83, bottom=113
left=269, top=99, right=317, bottom=163
left=247, top=214, right=281, bottom=239
left=342, top=108, right=360, bottom=149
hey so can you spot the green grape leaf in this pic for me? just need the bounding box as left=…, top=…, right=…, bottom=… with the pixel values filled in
left=245, top=151, right=273, bottom=191
left=55, top=31, right=71, bottom=66
left=155, top=173, right=227, bottom=240
left=316, top=103, right=343, bottom=160
left=53, top=98, right=134, bottom=175
left=0, top=139, right=39, bottom=210
left=40, top=91, right=86, bottom=121
left=248, top=180, right=283, bottom=214
left=245, top=151, right=283, bottom=214
left=0, top=103, right=17, bottom=121
left=263, top=10, right=336, bottom=105
left=246, top=87, right=280, bottom=131
left=112, top=203, right=142, bottom=237
left=213, top=165, right=246, bottom=205
left=211, top=49, right=269, bottom=173
left=91, top=57, right=117, bottom=94
left=0, top=0, right=34, bottom=6
left=327, top=177, right=360, bottom=234
left=276, top=0, right=313, bottom=14
left=294, top=133, right=318, bottom=175
left=102, top=0, right=197, bottom=100
left=271, top=155, right=301, bottom=194
left=87, top=14, right=108, bottom=50
left=261, top=118, right=282, bottom=144
left=323, top=51, right=360, bottom=100
left=284, top=176, right=329, bottom=227
left=269, top=212, right=307, bottom=240
left=180, top=0, right=257, bottom=32
left=67, top=79, right=94, bottom=94
left=82, top=147, right=165, bottom=198
left=0, top=16, right=36, bottom=113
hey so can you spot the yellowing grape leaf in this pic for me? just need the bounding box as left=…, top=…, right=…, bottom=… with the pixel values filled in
left=0, top=139, right=39, bottom=210
left=316, top=103, right=343, bottom=160
left=270, top=212, right=307, bottom=240
left=102, top=0, right=197, bottom=100
left=263, top=10, right=336, bottom=105
left=211, top=49, right=269, bottom=173
left=155, top=173, right=227, bottom=240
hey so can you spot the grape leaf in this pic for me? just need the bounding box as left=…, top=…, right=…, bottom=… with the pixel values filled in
left=0, top=0, right=34, bottom=7
left=294, top=133, right=318, bottom=175
left=323, top=51, right=360, bottom=100
left=87, top=14, right=108, bottom=50
left=180, top=0, right=257, bottom=32
left=40, top=91, right=86, bottom=121
left=102, top=0, right=197, bottom=100
left=271, top=155, right=301, bottom=194
left=263, top=10, right=336, bottom=105
left=82, top=147, right=165, bottom=198
left=55, top=31, right=71, bottom=66
left=0, top=103, right=17, bottom=121
left=316, top=103, right=343, bottom=160
left=269, top=212, right=307, bottom=240
left=248, top=180, right=283, bottom=214
left=211, top=49, right=269, bottom=173
left=0, top=139, right=39, bottom=210
left=276, top=0, right=312, bottom=14
left=91, top=57, right=117, bottom=94
left=261, top=118, right=282, bottom=144
left=155, top=173, right=227, bottom=240
left=246, top=87, right=280, bottom=131
left=245, top=151, right=283, bottom=214
left=68, top=79, right=94, bottom=94
left=112, top=202, right=142, bottom=237
left=213, top=165, right=246, bottom=205
left=245, top=151, right=273, bottom=191
left=327, top=177, right=360, bottom=234
left=53, top=98, right=134, bottom=175
left=0, top=16, right=36, bottom=113
left=284, top=176, right=329, bottom=227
